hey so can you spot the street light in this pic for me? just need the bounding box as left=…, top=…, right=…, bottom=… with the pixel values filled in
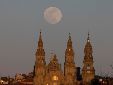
left=99, top=79, right=102, bottom=85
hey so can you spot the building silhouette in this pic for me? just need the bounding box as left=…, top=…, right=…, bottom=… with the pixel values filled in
left=33, top=31, right=95, bottom=85
left=76, top=67, right=82, bottom=81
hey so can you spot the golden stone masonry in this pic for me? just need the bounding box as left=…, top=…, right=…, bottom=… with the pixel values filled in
left=33, top=31, right=95, bottom=85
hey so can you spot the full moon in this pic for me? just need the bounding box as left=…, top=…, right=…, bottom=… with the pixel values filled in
left=44, top=7, right=63, bottom=24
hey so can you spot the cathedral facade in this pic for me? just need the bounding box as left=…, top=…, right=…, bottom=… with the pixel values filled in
left=33, top=31, right=95, bottom=85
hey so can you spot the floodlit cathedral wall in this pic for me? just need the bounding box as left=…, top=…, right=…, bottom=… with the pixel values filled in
left=33, top=31, right=95, bottom=85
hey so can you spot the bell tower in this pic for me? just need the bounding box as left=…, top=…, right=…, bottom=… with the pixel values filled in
left=64, top=33, right=76, bottom=85
left=34, top=31, right=46, bottom=85
left=82, top=33, right=95, bottom=85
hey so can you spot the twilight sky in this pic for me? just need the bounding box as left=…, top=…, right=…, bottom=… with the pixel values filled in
left=0, top=0, right=113, bottom=77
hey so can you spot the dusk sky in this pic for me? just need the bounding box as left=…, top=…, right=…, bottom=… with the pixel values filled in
left=0, top=0, right=113, bottom=77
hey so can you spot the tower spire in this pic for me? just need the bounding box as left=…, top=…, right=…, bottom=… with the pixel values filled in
left=87, top=31, right=90, bottom=42
left=64, top=33, right=76, bottom=85
left=38, top=30, right=43, bottom=48
left=84, top=32, right=92, bottom=58
left=34, top=31, right=46, bottom=85
left=82, top=33, right=95, bottom=85
left=36, top=30, right=45, bottom=57
left=67, top=32, right=72, bottom=48
left=65, top=32, right=74, bottom=59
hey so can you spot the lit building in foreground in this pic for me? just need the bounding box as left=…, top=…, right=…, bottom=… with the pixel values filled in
left=33, top=31, right=95, bottom=85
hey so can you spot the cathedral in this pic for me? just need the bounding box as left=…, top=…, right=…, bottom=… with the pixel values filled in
left=33, top=31, right=95, bottom=85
